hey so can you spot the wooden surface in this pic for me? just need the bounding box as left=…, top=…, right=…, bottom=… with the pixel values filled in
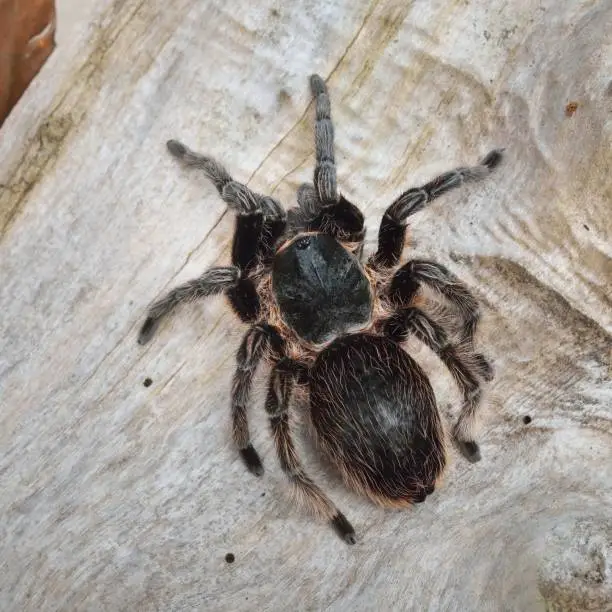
left=1, top=1, right=611, bottom=610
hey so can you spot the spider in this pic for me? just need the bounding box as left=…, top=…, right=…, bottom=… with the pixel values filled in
left=138, top=74, right=503, bottom=544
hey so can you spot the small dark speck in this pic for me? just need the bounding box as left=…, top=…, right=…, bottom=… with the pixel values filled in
left=225, top=553, right=235, bottom=564
left=270, top=8, right=280, bottom=17
left=499, top=25, right=518, bottom=41
left=523, top=415, right=532, bottom=424
left=565, top=101, right=578, bottom=117
left=277, top=88, right=291, bottom=106
left=143, top=377, right=153, bottom=388
left=483, top=30, right=491, bottom=40
left=261, top=492, right=266, bottom=497
left=583, top=224, right=590, bottom=231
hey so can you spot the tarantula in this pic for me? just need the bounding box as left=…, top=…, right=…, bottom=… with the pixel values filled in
left=138, top=74, right=502, bottom=544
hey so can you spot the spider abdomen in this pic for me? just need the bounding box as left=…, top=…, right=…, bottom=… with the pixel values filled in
left=272, top=233, right=372, bottom=345
left=310, top=334, right=446, bottom=506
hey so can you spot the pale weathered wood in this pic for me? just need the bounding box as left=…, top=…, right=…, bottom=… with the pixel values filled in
left=1, top=1, right=611, bottom=610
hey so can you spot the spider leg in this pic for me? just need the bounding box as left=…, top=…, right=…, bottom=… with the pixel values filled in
left=138, top=266, right=240, bottom=344
left=306, top=75, right=365, bottom=242
left=288, top=184, right=365, bottom=257
left=285, top=183, right=320, bottom=238
left=372, top=149, right=504, bottom=268
left=265, top=358, right=356, bottom=544
left=232, top=324, right=284, bottom=476
left=167, top=139, right=286, bottom=262
left=310, top=74, right=337, bottom=205
left=166, top=139, right=285, bottom=222
left=165, top=139, right=287, bottom=321
left=384, top=306, right=487, bottom=463
left=296, top=183, right=320, bottom=220
left=388, top=259, right=494, bottom=379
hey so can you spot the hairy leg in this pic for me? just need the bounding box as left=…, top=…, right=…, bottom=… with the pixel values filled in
left=138, top=266, right=240, bottom=344
left=384, top=306, right=487, bottom=463
left=232, top=324, right=284, bottom=476
left=166, top=139, right=286, bottom=271
left=310, top=74, right=338, bottom=205
left=164, top=139, right=287, bottom=322
left=284, top=184, right=318, bottom=239
left=372, top=149, right=504, bottom=268
left=167, top=139, right=284, bottom=218
left=289, top=183, right=364, bottom=246
left=296, top=183, right=320, bottom=220
left=306, top=75, right=364, bottom=242
left=389, top=260, right=493, bottom=378
left=265, top=358, right=356, bottom=544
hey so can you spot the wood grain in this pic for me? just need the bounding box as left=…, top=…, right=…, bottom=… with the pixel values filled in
left=1, top=1, right=610, bottom=610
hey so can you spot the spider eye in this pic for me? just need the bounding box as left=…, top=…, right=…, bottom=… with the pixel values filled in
left=294, top=236, right=311, bottom=250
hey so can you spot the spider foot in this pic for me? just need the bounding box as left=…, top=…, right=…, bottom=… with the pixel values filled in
left=166, top=139, right=187, bottom=158
left=454, top=439, right=482, bottom=463
left=240, top=444, right=264, bottom=476
left=309, top=74, right=327, bottom=95
left=138, top=316, right=160, bottom=345
left=331, top=512, right=357, bottom=545
left=480, top=148, right=505, bottom=170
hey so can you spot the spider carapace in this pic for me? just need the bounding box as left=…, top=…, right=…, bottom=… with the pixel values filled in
left=139, top=74, right=502, bottom=544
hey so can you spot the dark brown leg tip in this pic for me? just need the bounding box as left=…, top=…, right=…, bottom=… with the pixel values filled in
left=240, top=444, right=264, bottom=476
left=309, top=74, right=326, bottom=95
left=481, top=148, right=504, bottom=170
left=138, top=317, right=159, bottom=345
left=456, top=439, right=482, bottom=463
left=167, top=139, right=187, bottom=158
left=331, top=512, right=356, bottom=545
